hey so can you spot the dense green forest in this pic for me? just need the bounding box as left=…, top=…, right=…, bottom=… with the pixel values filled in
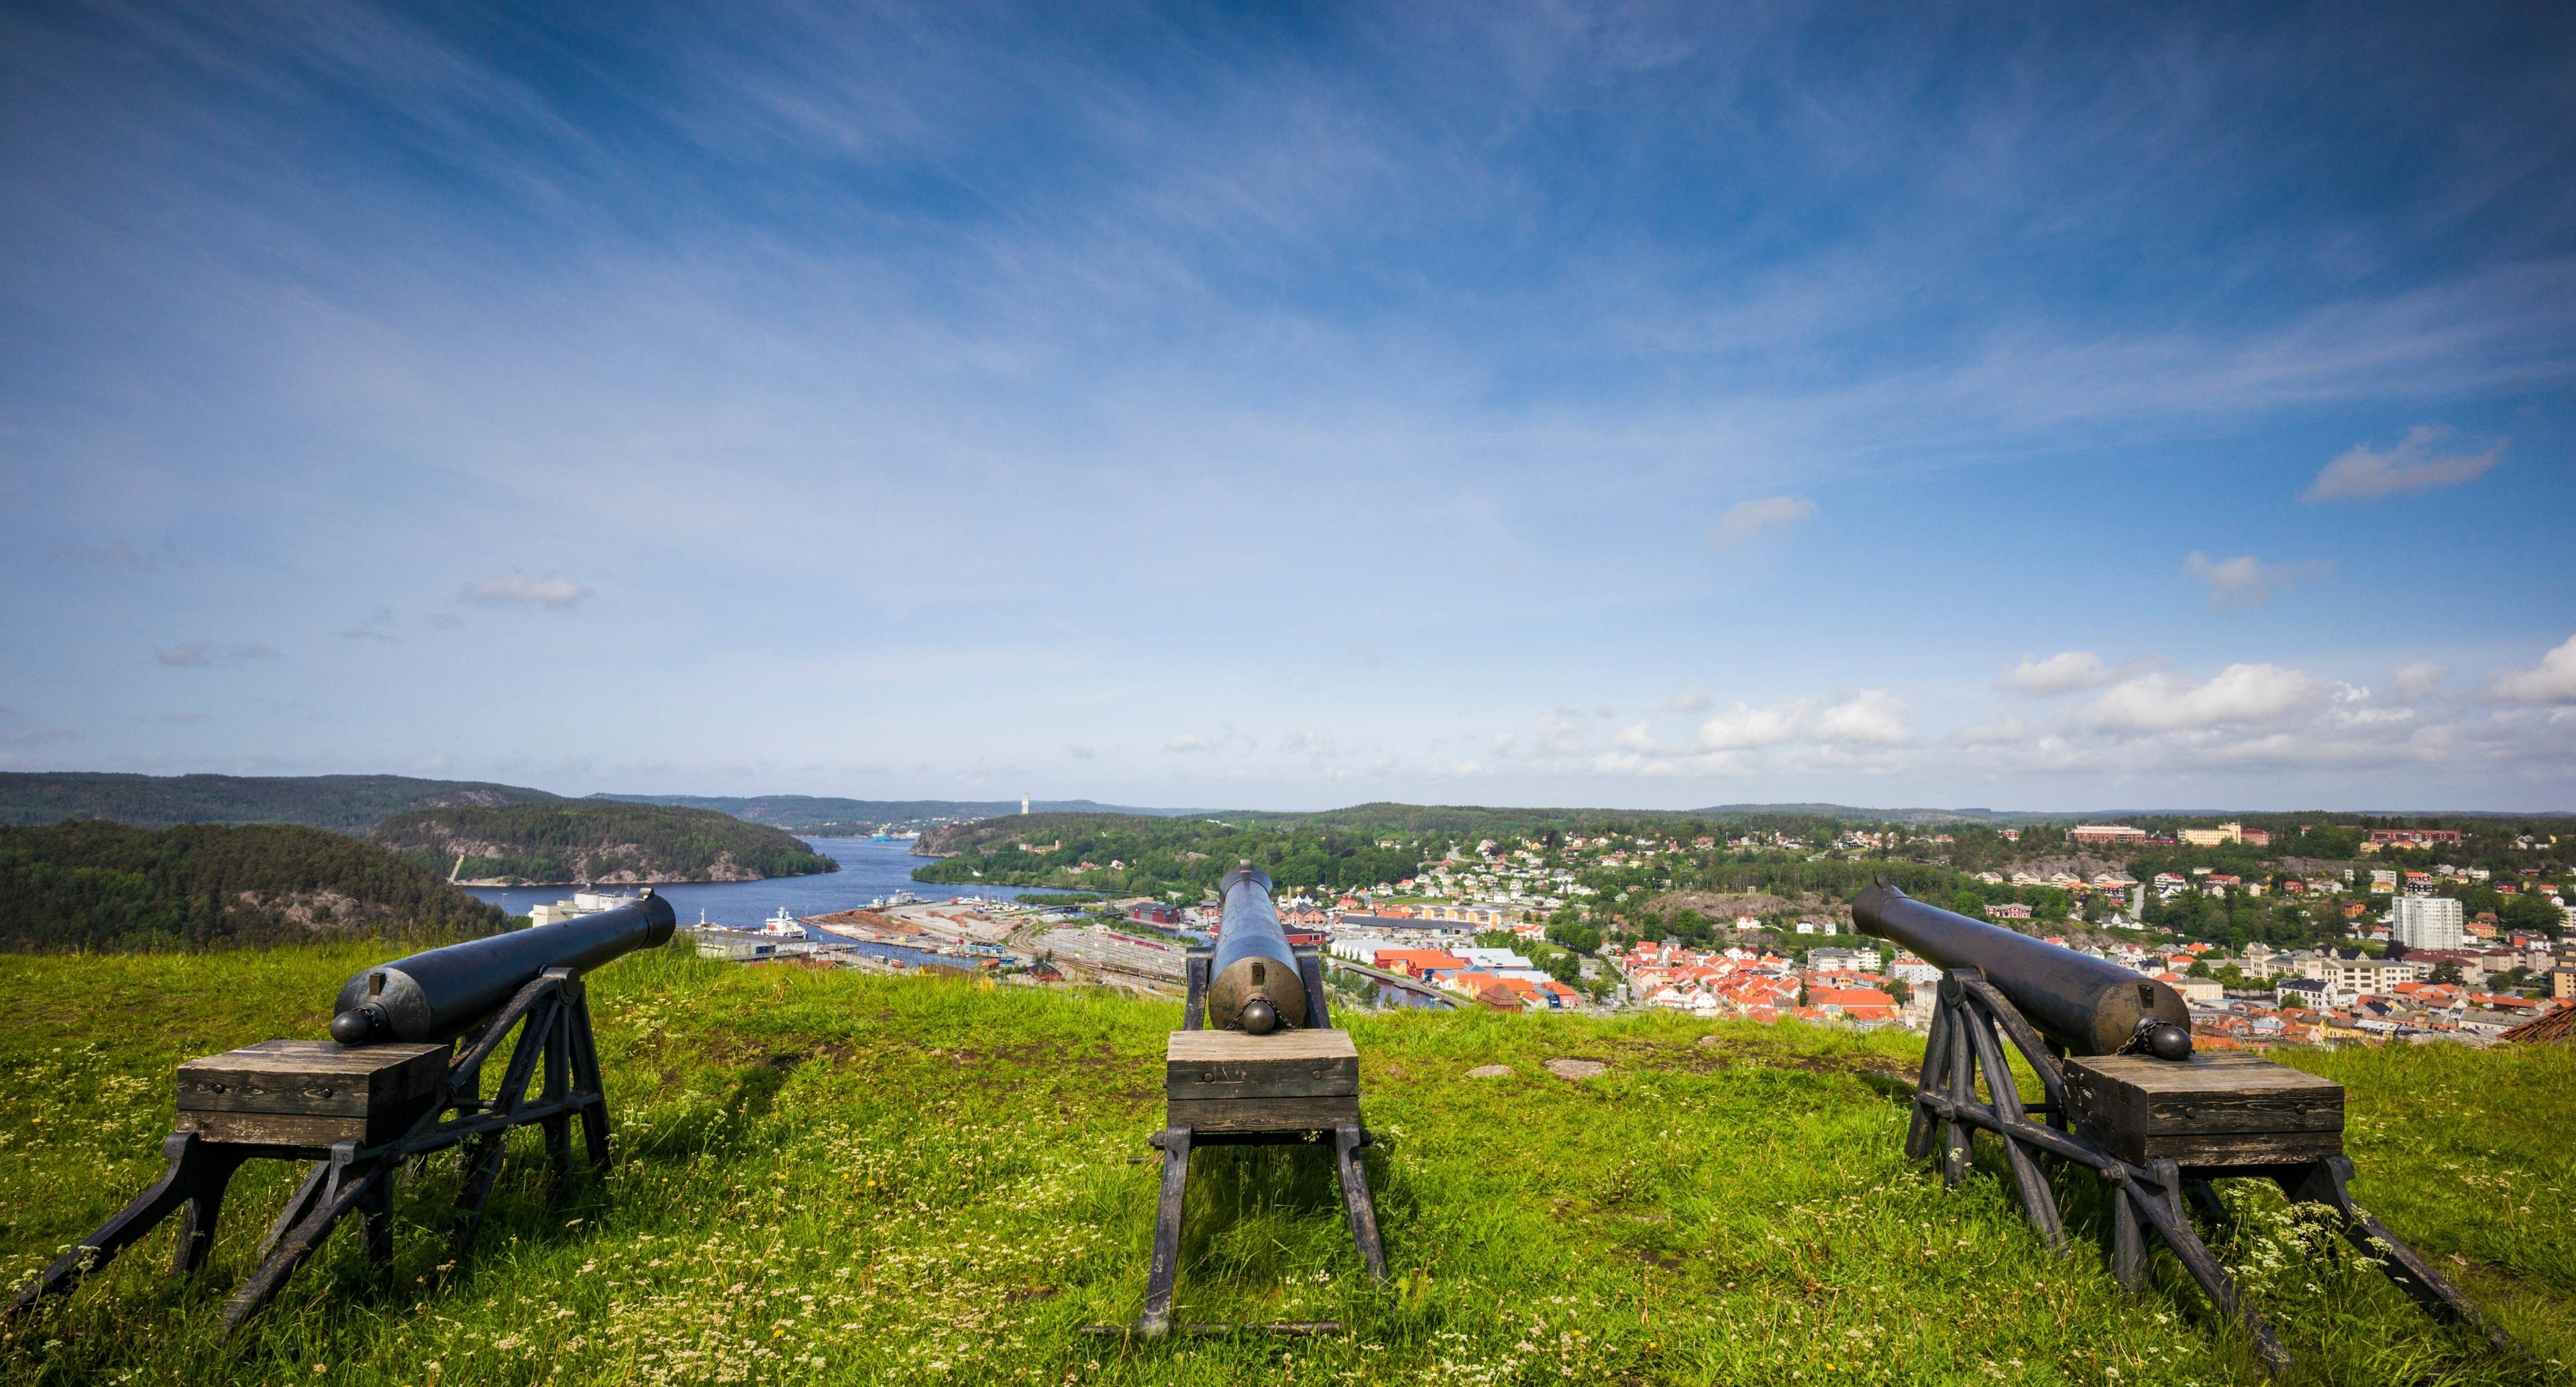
left=372, top=803, right=836, bottom=885
left=0, top=821, right=506, bottom=951
left=913, top=813, right=1422, bottom=896
left=0, top=772, right=559, bottom=834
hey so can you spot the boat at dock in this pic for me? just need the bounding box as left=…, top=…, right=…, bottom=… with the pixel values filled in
left=757, top=907, right=809, bottom=940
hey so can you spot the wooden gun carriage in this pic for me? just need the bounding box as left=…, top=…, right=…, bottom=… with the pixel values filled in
left=9, top=895, right=672, bottom=1329
left=1860, top=883, right=2514, bottom=1375
left=1116, top=865, right=1387, bottom=1337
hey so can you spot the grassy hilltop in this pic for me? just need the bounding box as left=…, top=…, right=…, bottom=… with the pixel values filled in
left=2, top=945, right=2569, bottom=1386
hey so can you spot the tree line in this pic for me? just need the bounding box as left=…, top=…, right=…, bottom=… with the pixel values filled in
left=370, top=803, right=836, bottom=885
left=0, top=820, right=506, bottom=951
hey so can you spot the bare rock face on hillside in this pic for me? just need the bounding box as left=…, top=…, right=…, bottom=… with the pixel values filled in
left=1466, top=1064, right=1512, bottom=1078
left=1544, top=1058, right=1609, bottom=1081
left=1652, top=889, right=1793, bottom=915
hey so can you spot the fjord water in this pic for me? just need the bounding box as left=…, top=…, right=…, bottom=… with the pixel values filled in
left=461, top=835, right=1051, bottom=928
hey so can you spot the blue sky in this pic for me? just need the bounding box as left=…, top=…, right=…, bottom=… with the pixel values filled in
left=3, top=1, right=2572, bottom=811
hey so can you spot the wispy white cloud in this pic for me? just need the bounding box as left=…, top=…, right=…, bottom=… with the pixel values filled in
left=1279, top=725, right=1336, bottom=755
left=2182, top=553, right=2330, bottom=609
left=154, top=641, right=281, bottom=668
left=460, top=573, right=592, bottom=609
left=335, top=606, right=400, bottom=641
left=1165, top=733, right=1217, bottom=753
left=1708, top=496, right=1817, bottom=549
left=2306, top=426, right=2500, bottom=501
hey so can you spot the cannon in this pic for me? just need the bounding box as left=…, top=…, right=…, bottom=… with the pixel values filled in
left=1101, top=863, right=1385, bottom=1337
left=1854, top=881, right=2190, bottom=1058
left=1202, top=863, right=1310, bottom=1034
left=12, top=891, right=676, bottom=1330
left=1856, top=882, right=2511, bottom=1374
left=330, top=893, right=676, bottom=1043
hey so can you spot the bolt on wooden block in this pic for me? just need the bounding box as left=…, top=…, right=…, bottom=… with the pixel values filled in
left=1165, top=1029, right=1359, bottom=1133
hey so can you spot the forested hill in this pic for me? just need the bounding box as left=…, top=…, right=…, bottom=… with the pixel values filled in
left=912, top=812, right=1421, bottom=897
left=0, top=772, right=559, bottom=834
left=0, top=820, right=506, bottom=951
left=371, top=803, right=837, bottom=885
left=588, top=793, right=1214, bottom=830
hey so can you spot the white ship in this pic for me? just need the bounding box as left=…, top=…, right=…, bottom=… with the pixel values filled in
left=757, top=907, right=809, bottom=940
left=529, top=886, right=641, bottom=927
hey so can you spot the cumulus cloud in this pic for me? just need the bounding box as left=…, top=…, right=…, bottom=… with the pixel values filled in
left=1811, top=690, right=1915, bottom=746
left=460, top=572, right=593, bottom=608
left=1537, top=706, right=1595, bottom=756
left=1676, top=690, right=1913, bottom=753
left=1280, top=725, right=1336, bottom=755
left=2306, top=426, right=2501, bottom=501
left=1997, top=651, right=2112, bottom=696
left=1610, top=720, right=1675, bottom=755
left=155, top=641, right=280, bottom=668
left=2390, top=661, right=2448, bottom=700
left=2491, top=634, right=2576, bottom=704
left=1708, top=496, right=1817, bottom=549
left=2182, top=552, right=2330, bottom=608
left=2084, top=663, right=2330, bottom=732
left=1164, top=733, right=1217, bottom=753
left=1694, top=700, right=1810, bottom=751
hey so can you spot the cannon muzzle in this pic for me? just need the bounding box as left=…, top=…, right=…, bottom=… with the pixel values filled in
left=329, top=891, right=676, bottom=1044
left=1204, top=863, right=1308, bottom=1032
left=1854, top=881, right=2189, bottom=1058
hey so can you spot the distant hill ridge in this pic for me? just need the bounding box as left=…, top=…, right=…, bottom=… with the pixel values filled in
left=586, top=793, right=1217, bottom=829
left=0, top=820, right=506, bottom=951
left=7, top=772, right=2561, bottom=841
left=0, top=772, right=558, bottom=834
left=370, top=802, right=837, bottom=886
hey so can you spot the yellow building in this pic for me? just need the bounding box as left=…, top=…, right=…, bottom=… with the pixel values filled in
left=2179, top=822, right=2243, bottom=848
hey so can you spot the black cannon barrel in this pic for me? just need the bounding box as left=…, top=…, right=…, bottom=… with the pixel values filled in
left=1205, top=863, right=1309, bottom=1035
left=1853, top=881, right=2189, bottom=1058
left=329, top=891, right=677, bottom=1044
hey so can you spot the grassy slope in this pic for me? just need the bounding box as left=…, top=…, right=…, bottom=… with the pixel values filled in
left=0, top=946, right=2567, bottom=1387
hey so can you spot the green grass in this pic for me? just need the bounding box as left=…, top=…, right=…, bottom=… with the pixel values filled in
left=1, top=944, right=2569, bottom=1386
